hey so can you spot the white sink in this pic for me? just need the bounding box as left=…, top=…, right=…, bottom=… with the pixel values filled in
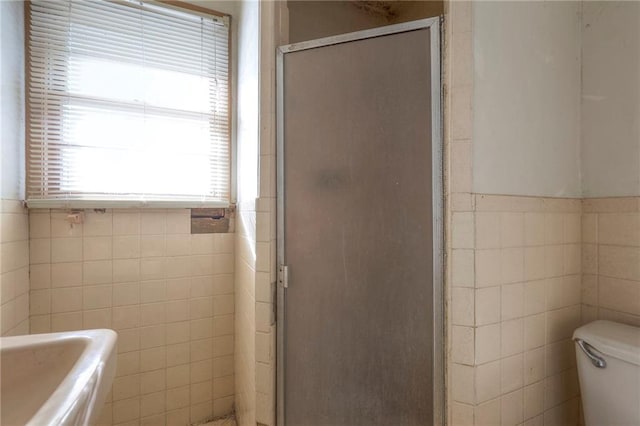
left=1, top=329, right=117, bottom=426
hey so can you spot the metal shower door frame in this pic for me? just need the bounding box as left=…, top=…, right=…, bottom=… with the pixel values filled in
left=276, top=17, right=444, bottom=426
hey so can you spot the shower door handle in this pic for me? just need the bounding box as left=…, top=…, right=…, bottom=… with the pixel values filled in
left=575, top=338, right=606, bottom=369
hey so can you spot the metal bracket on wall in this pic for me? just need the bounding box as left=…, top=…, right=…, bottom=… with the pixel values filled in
left=278, top=264, right=288, bottom=288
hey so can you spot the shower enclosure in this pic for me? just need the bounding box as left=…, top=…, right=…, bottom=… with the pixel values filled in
left=276, top=18, right=443, bottom=425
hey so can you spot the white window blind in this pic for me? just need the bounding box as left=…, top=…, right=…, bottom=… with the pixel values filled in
left=26, top=0, right=230, bottom=208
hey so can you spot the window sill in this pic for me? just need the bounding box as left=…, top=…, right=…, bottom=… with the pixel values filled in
left=25, top=199, right=231, bottom=210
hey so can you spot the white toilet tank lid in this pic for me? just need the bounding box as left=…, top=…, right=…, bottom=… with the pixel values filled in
left=573, top=320, right=640, bottom=366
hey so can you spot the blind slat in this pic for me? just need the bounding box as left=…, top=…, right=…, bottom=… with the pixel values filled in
left=27, top=0, right=230, bottom=206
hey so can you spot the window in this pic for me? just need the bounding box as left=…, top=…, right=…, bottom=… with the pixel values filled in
left=26, top=0, right=230, bottom=207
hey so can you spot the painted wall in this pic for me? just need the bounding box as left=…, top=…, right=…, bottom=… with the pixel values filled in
left=0, top=0, right=29, bottom=337
left=581, top=2, right=640, bottom=197
left=287, top=1, right=388, bottom=43
left=472, top=1, right=582, bottom=198
left=1, top=0, right=25, bottom=200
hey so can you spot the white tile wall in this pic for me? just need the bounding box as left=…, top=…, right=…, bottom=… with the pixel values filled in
left=28, top=208, right=235, bottom=425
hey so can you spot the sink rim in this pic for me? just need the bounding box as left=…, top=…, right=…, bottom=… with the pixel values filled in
left=1, top=328, right=117, bottom=425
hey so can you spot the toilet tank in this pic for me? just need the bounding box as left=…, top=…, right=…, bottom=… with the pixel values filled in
left=573, top=320, right=640, bottom=426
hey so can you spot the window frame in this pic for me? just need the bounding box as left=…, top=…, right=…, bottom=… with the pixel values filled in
left=24, top=0, right=233, bottom=209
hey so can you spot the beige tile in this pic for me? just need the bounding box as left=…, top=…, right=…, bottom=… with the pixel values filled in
left=30, top=289, right=51, bottom=315
left=475, top=398, right=501, bottom=426
left=524, top=247, right=545, bottom=281
left=524, top=213, right=545, bottom=247
left=83, top=285, right=112, bottom=310
left=112, top=397, right=141, bottom=424
left=166, top=386, right=190, bottom=411
left=51, top=262, right=83, bottom=287
left=475, top=360, right=501, bottom=403
left=563, top=244, right=581, bottom=275
left=84, top=308, right=111, bottom=331
left=501, top=248, right=524, bottom=284
left=113, top=282, right=140, bottom=306
left=190, top=359, right=212, bottom=383
left=524, top=313, right=545, bottom=350
left=450, top=140, right=472, bottom=194
left=501, top=389, right=523, bottom=426
left=501, top=318, right=523, bottom=357
left=113, top=211, right=141, bottom=235
left=141, top=391, right=165, bottom=417
left=166, top=235, right=191, bottom=256
left=476, top=323, right=501, bottom=364
left=30, top=263, right=51, bottom=289
left=141, top=235, right=165, bottom=257
left=523, top=381, right=544, bottom=420
left=501, top=283, right=523, bottom=320
left=451, top=30, right=472, bottom=87
left=113, top=374, right=141, bottom=401
left=475, top=249, right=501, bottom=287
left=500, top=212, right=524, bottom=248
left=113, top=236, right=141, bottom=259
left=141, top=280, right=167, bottom=304
left=113, top=305, right=141, bottom=330
left=598, top=276, right=640, bottom=316
left=544, top=245, right=564, bottom=278
left=83, top=260, right=113, bottom=285
left=166, top=342, right=190, bottom=367
left=141, top=212, right=166, bottom=235
left=581, top=274, right=598, bottom=306
left=450, top=402, right=473, bottom=426
left=29, top=213, right=51, bottom=238
left=546, top=305, right=580, bottom=344
left=51, top=213, right=83, bottom=237
left=166, top=322, right=190, bottom=345
left=501, top=353, right=523, bottom=394
left=563, top=213, right=581, bottom=244
left=599, top=245, right=640, bottom=281
left=191, top=338, right=213, bottom=362
left=545, top=339, right=575, bottom=376
left=451, top=86, right=472, bottom=141
left=83, top=236, right=112, bottom=261
left=213, top=355, right=234, bottom=379
left=452, top=287, right=475, bottom=326
left=452, top=212, right=475, bottom=249
left=141, top=258, right=166, bottom=281
left=51, top=311, right=82, bottom=332
left=140, top=325, right=166, bottom=350
left=582, top=243, right=598, bottom=275
left=544, top=214, right=564, bottom=245
left=84, top=211, right=113, bottom=236
left=50, top=238, right=82, bottom=263
left=452, top=249, right=475, bottom=288
left=140, top=347, right=166, bottom=372
left=29, top=238, right=51, bottom=264
left=452, top=326, right=474, bottom=365
left=451, top=193, right=474, bottom=212
left=581, top=213, right=597, bottom=244
left=524, top=348, right=545, bottom=385
left=476, top=212, right=500, bottom=249
left=141, top=369, right=165, bottom=395
left=598, top=213, right=640, bottom=247
left=113, top=259, right=140, bottom=283
left=165, top=210, right=190, bottom=234
left=51, top=287, right=83, bottom=313
left=451, top=363, right=475, bottom=404
left=141, top=303, right=166, bottom=326
left=476, top=286, right=501, bottom=325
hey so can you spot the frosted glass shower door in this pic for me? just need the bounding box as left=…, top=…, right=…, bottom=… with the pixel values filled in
left=277, top=20, right=442, bottom=426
